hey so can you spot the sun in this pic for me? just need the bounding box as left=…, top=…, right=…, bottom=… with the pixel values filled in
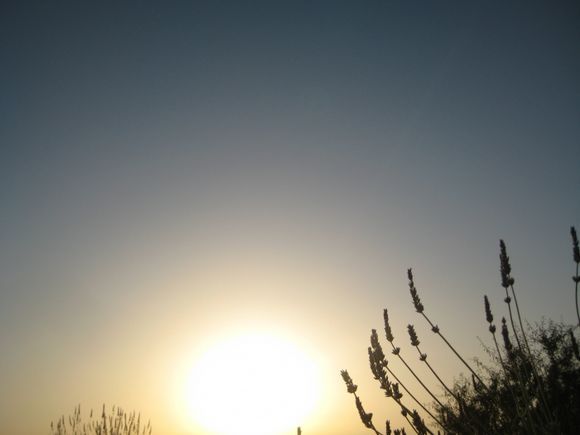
left=184, top=332, right=321, bottom=435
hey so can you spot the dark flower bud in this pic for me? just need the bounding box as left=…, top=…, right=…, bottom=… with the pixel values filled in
left=407, top=325, right=420, bottom=347
left=412, top=410, right=427, bottom=435
left=499, top=240, right=514, bottom=288
left=571, top=227, right=580, bottom=264
left=384, top=381, right=393, bottom=397
left=484, top=295, right=493, bottom=324
left=392, top=383, right=403, bottom=400
left=370, top=329, right=386, bottom=362
left=384, top=309, right=395, bottom=342
left=341, top=370, right=358, bottom=394
left=368, top=347, right=379, bottom=380
left=355, top=396, right=374, bottom=429
left=501, top=318, right=512, bottom=352
left=407, top=269, right=424, bottom=313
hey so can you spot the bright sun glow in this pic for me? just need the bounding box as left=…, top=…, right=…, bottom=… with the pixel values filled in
left=184, top=332, right=321, bottom=435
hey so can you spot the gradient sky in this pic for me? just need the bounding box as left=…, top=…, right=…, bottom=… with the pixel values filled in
left=1, top=1, right=579, bottom=434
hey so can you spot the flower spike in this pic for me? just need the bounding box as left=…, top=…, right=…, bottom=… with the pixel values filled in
left=408, top=269, right=424, bottom=313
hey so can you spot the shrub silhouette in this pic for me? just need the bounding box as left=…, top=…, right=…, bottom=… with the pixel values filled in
left=50, top=404, right=152, bottom=435
left=342, top=227, right=580, bottom=434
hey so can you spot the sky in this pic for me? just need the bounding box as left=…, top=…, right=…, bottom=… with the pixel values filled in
left=1, top=1, right=579, bottom=434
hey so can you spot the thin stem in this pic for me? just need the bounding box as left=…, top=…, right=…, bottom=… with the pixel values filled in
left=388, top=342, right=445, bottom=409
left=414, top=346, right=458, bottom=403
left=575, top=262, right=579, bottom=327
left=491, top=331, right=537, bottom=435
left=504, top=293, right=549, bottom=431
left=510, top=285, right=532, bottom=360
left=354, top=392, right=384, bottom=435
left=402, top=413, right=419, bottom=435
left=509, top=283, right=553, bottom=425
left=412, top=344, right=480, bottom=434
left=572, top=227, right=580, bottom=326
left=500, top=239, right=553, bottom=427
left=421, top=312, right=488, bottom=391
left=503, top=288, right=523, bottom=351
left=385, top=365, right=446, bottom=430
left=396, top=401, right=434, bottom=435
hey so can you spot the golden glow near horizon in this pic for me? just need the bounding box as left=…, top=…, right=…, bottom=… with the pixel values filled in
left=183, top=333, right=321, bottom=435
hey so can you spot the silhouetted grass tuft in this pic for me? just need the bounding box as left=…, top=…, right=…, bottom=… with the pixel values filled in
left=50, top=404, right=151, bottom=435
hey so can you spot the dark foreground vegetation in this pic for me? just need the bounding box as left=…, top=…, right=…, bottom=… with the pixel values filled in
left=342, top=227, right=580, bottom=435
left=50, top=405, right=151, bottom=435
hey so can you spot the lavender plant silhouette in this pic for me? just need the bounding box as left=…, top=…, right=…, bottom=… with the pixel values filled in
left=342, top=227, right=580, bottom=434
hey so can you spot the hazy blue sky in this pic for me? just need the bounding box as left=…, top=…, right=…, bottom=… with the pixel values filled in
left=1, top=1, right=579, bottom=434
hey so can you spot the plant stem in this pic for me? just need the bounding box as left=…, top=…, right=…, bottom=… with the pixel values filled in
left=385, top=365, right=446, bottom=430
left=396, top=400, right=434, bottom=435
left=414, top=346, right=458, bottom=403
left=354, top=392, right=384, bottom=435
left=509, top=283, right=553, bottom=426
left=421, top=312, right=488, bottom=391
left=388, top=342, right=445, bottom=409
left=491, top=331, right=537, bottom=435
left=575, top=262, right=579, bottom=327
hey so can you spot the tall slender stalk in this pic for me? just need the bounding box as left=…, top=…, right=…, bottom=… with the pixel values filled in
left=341, top=370, right=384, bottom=435
left=406, top=323, right=481, bottom=434
left=407, top=269, right=488, bottom=390
left=575, top=262, right=579, bottom=327
left=407, top=325, right=459, bottom=403
left=383, top=309, right=445, bottom=410
left=390, top=384, right=432, bottom=435
left=571, top=227, right=580, bottom=327
left=388, top=343, right=445, bottom=410
left=368, top=330, right=434, bottom=435
left=485, top=296, right=537, bottom=435
left=500, top=240, right=553, bottom=426
left=384, top=364, right=443, bottom=428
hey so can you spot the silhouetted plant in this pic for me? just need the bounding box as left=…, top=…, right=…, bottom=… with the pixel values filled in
left=499, top=240, right=553, bottom=425
left=572, top=227, right=580, bottom=326
left=407, top=269, right=487, bottom=391
left=342, top=227, right=580, bottom=434
left=50, top=404, right=152, bottom=435
left=341, top=370, right=383, bottom=435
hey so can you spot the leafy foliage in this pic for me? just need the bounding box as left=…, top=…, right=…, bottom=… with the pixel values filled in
left=436, top=321, right=580, bottom=434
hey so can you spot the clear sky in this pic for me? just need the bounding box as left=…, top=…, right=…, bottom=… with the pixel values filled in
left=1, top=1, right=579, bottom=434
